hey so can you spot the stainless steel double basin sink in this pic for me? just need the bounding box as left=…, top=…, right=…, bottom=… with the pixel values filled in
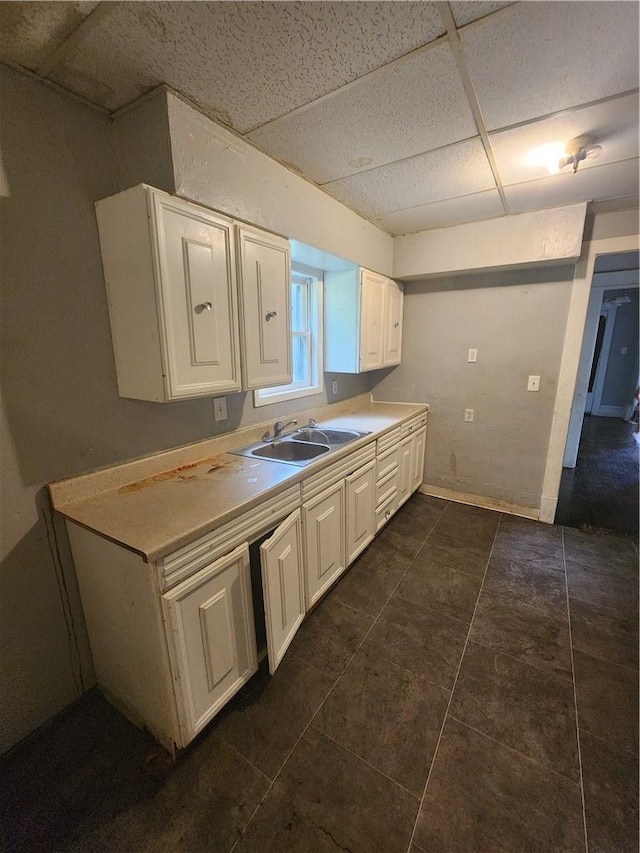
left=232, top=426, right=371, bottom=466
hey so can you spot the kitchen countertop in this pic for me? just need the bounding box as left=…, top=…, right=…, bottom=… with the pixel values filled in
left=49, top=396, right=428, bottom=562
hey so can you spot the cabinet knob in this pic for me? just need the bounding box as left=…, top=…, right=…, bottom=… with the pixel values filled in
left=194, top=302, right=212, bottom=314
left=265, top=310, right=277, bottom=321
left=394, top=322, right=399, bottom=328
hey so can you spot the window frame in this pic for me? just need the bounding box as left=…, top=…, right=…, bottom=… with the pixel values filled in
left=253, top=263, right=324, bottom=407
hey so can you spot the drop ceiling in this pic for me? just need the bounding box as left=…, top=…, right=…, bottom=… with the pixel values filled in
left=1, top=1, right=638, bottom=236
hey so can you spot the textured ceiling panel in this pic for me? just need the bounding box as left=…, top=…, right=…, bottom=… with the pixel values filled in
left=490, top=94, right=640, bottom=186
left=504, top=159, right=640, bottom=215
left=375, top=189, right=505, bottom=236
left=249, top=41, right=477, bottom=184
left=324, top=138, right=496, bottom=218
left=0, top=1, right=98, bottom=70
left=460, top=1, right=640, bottom=131
left=450, top=1, right=513, bottom=28
left=50, top=0, right=445, bottom=128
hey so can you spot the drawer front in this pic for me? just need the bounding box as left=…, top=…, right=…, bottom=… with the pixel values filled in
left=375, top=491, right=398, bottom=532
left=302, top=442, right=375, bottom=502
left=401, top=413, right=428, bottom=438
left=376, top=467, right=398, bottom=507
left=159, top=484, right=301, bottom=590
left=376, top=445, right=399, bottom=482
left=376, top=426, right=401, bottom=455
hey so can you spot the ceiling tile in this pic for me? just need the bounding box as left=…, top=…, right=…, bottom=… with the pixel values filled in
left=50, top=1, right=445, bottom=127
left=490, top=94, right=640, bottom=186
left=450, top=1, right=513, bottom=28
left=504, top=159, right=640, bottom=215
left=460, top=1, right=640, bottom=131
left=0, top=1, right=98, bottom=70
left=248, top=41, right=477, bottom=183
left=375, top=190, right=505, bottom=236
left=323, top=138, right=495, bottom=217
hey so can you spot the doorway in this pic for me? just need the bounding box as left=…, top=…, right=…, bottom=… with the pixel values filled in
left=556, top=252, right=639, bottom=536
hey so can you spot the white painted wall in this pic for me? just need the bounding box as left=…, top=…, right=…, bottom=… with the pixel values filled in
left=393, top=204, right=587, bottom=280
left=371, top=267, right=574, bottom=512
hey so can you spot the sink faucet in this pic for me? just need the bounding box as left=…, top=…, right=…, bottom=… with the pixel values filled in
left=273, top=419, right=298, bottom=438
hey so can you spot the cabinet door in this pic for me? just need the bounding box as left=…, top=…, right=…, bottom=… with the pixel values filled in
left=384, top=279, right=404, bottom=366
left=359, top=270, right=386, bottom=372
left=237, top=226, right=292, bottom=390
left=303, top=481, right=346, bottom=609
left=346, top=460, right=376, bottom=564
left=398, top=434, right=413, bottom=507
left=154, top=193, right=242, bottom=399
left=411, top=427, right=427, bottom=493
left=260, top=509, right=305, bottom=674
left=162, top=543, right=257, bottom=745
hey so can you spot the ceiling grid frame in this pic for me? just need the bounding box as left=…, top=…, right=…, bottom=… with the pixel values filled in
left=1, top=0, right=637, bottom=236
left=437, top=1, right=509, bottom=214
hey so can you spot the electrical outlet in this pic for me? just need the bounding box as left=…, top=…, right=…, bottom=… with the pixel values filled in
left=332, top=381, right=338, bottom=395
left=213, top=397, right=228, bottom=421
left=527, top=375, right=540, bottom=392
left=467, top=348, right=478, bottom=363
left=464, top=408, right=474, bottom=422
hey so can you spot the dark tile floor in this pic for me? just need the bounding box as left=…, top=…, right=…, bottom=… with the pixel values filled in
left=555, top=414, right=639, bottom=536
left=1, top=495, right=638, bottom=852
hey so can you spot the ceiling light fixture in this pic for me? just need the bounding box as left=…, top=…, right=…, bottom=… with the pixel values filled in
left=553, top=135, right=602, bottom=174
left=528, top=135, right=602, bottom=175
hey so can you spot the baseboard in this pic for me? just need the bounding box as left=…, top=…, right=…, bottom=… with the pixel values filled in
left=593, top=406, right=626, bottom=418
left=418, top=484, right=540, bottom=521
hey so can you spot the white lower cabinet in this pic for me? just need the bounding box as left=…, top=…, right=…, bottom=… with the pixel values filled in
left=162, top=543, right=258, bottom=744
left=303, top=481, right=346, bottom=608
left=412, top=427, right=427, bottom=492
left=398, top=434, right=413, bottom=507
left=398, top=422, right=427, bottom=506
left=62, top=411, right=427, bottom=753
left=346, top=460, right=376, bottom=564
left=260, top=509, right=306, bottom=674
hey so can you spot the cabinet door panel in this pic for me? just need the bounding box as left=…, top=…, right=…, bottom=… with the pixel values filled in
left=359, top=270, right=386, bottom=372
left=346, top=461, right=376, bottom=564
left=260, top=510, right=305, bottom=674
left=238, top=227, right=292, bottom=389
left=155, top=196, right=241, bottom=398
left=303, top=482, right=346, bottom=608
left=411, top=427, right=427, bottom=493
left=398, top=435, right=413, bottom=507
left=384, top=280, right=404, bottom=366
left=162, top=543, right=257, bottom=744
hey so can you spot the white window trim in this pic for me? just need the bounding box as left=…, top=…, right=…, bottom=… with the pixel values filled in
left=253, top=265, right=324, bottom=408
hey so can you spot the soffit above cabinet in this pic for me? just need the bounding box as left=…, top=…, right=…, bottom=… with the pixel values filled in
left=2, top=1, right=638, bottom=236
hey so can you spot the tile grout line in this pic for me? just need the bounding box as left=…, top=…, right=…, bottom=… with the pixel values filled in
left=227, top=497, right=450, bottom=852
left=405, top=511, right=505, bottom=853
left=464, top=636, right=575, bottom=684
left=306, top=724, right=422, bottom=801
left=576, top=726, right=638, bottom=759
left=561, top=525, right=590, bottom=853
left=446, top=714, right=582, bottom=787
left=568, top=643, right=639, bottom=675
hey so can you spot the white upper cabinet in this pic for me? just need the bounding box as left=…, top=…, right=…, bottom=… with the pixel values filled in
left=383, top=278, right=404, bottom=367
left=95, top=185, right=291, bottom=401
left=236, top=225, right=292, bottom=390
left=324, top=267, right=404, bottom=374
left=359, top=269, right=386, bottom=372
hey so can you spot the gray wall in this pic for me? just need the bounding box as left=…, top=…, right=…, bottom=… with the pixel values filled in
left=372, top=268, right=574, bottom=509
left=0, top=67, right=370, bottom=753
left=601, top=291, right=639, bottom=407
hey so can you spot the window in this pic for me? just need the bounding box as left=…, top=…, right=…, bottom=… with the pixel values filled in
left=254, top=264, right=323, bottom=406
